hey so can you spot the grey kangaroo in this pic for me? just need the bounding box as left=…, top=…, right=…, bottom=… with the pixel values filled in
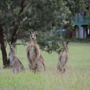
left=27, top=32, right=45, bottom=72
left=57, top=41, right=69, bottom=73
left=9, top=45, right=25, bottom=74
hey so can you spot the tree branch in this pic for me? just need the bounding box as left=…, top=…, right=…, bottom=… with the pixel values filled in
left=10, top=0, right=29, bottom=45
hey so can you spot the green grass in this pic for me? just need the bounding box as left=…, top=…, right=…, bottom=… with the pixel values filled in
left=0, top=42, right=90, bottom=90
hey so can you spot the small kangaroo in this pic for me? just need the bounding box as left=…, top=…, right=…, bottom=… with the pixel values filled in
left=27, top=32, right=45, bottom=72
left=57, top=41, right=69, bottom=73
left=9, top=45, right=25, bottom=74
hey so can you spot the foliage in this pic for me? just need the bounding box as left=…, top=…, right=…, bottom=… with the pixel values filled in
left=0, top=0, right=89, bottom=52
left=0, top=0, right=71, bottom=53
left=64, top=0, right=86, bottom=15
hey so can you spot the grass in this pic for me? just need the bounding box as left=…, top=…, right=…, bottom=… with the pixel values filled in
left=0, top=42, right=90, bottom=90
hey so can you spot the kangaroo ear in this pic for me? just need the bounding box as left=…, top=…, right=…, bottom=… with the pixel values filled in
left=10, top=43, right=16, bottom=49
left=29, top=32, right=32, bottom=40
left=34, top=31, right=38, bottom=37
left=30, top=32, right=32, bottom=35
left=61, top=40, right=67, bottom=48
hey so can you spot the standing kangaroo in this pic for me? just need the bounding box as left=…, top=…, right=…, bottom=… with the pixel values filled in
left=57, top=41, right=69, bottom=73
left=9, top=45, right=25, bottom=74
left=27, top=32, right=45, bottom=72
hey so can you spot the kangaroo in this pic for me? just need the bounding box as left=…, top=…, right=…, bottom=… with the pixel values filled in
left=57, top=41, right=69, bottom=73
left=9, top=45, right=25, bottom=74
left=27, top=32, right=45, bottom=72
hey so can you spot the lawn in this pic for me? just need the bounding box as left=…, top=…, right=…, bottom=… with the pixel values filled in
left=0, top=42, right=90, bottom=90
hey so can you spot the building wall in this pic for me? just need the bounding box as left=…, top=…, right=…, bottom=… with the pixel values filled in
left=74, top=12, right=90, bottom=38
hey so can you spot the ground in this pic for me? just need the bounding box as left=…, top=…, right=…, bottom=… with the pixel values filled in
left=0, top=42, right=90, bottom=90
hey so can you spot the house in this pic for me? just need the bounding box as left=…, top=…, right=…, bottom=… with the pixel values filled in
left=74, top=11, right=90, bottom=39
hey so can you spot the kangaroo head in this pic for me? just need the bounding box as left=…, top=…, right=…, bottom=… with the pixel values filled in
left=30, top=32, right=37, bottom=41
left=62, top=41, right=69, bottom=51
left=10, top=45, right=15, bottom=54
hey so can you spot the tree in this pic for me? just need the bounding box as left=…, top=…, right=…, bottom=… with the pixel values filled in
left=64, top=0, right=86, bottom=16
left=18, top=0, right=71, bottom=52
left=0, top=0, right=31, bottom=67
left=1, top=0, right=88, bottom=67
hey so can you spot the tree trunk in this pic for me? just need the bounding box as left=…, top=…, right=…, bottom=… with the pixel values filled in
left=11, top=25, right=18, bottom=45
left=0, top=25, right=10, bottom=68
left=10, top=0, right=28, bottom=45
left=0, top=0, right=28, bottom=68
